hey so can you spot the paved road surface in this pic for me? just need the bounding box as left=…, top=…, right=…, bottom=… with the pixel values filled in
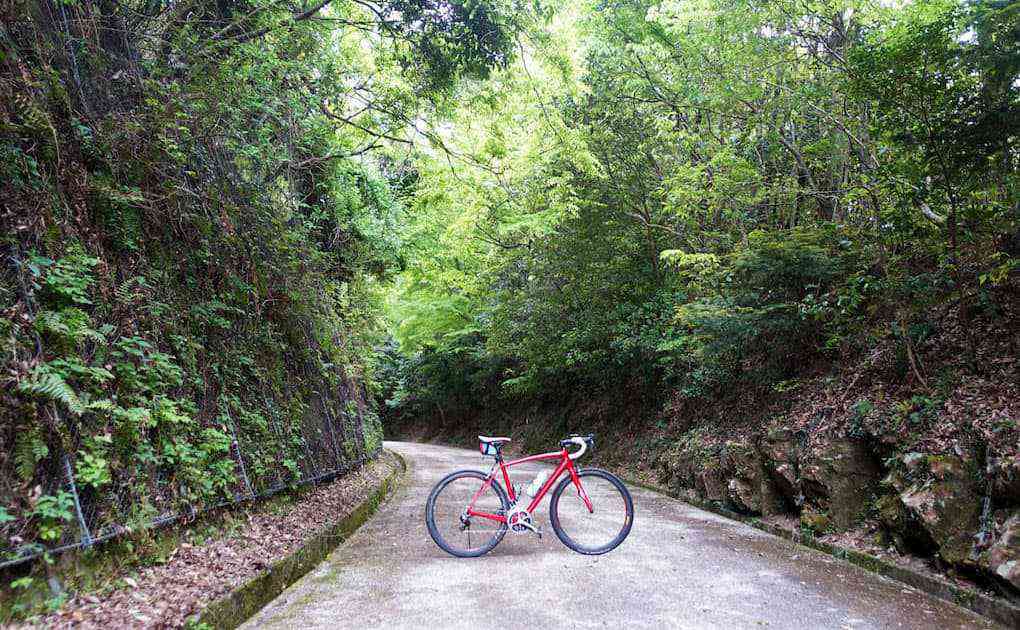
left=244, top=441, right=998, bottom=629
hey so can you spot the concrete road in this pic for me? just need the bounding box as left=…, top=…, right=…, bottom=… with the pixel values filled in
left=244, top=441, right=999, bottom=629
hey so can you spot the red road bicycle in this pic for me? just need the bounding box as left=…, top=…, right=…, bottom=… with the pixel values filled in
left=425, top=434, right=634, bottom=557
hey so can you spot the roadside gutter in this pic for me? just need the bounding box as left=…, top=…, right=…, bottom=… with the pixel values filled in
left=193, top=450, right=407, bottom=629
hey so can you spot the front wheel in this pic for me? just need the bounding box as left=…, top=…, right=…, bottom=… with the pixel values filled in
left=425, top=469, right=509, bottom=557
left=550, top=468, right=633, bottom=555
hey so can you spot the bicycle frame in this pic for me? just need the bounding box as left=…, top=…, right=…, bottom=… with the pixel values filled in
left=466, top=448, right=593, bottom=524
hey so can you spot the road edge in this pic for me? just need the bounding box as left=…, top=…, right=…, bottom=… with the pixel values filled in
left=192, top=449, right=407, bottom=629
left=619, top=473, right=1020, bottom=629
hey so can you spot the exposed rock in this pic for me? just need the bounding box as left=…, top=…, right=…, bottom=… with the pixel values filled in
left=875, top=480, right=935, bottom=555
left=983, top=512, right=1020, bottom=590
left=721, top=440, right=759, bottom=513
left=902, top=451, right=926, bottom=470
left=657, top=435, right=736, bottom=506
left=800, top=438, right=881, bottom=530
left=658, top=436, right=710, bottom=497
left=882, top=454, right=982, bottom=566
left=759, top=470, right=789, bottom=518
left=661, top=432, right=801, bottom=516
left=992, top=455, right=1020, bottom=505
left=760, top=428, right=801, bottom=507
left=719, top=439, right=785, bottom=515
left=697, top=464, right=729, bottom=503
left=655, top=443, right=690, bottom=491
left=727, top=477, right=759, bottom=512
left=657, top=433, right=737, bottom=505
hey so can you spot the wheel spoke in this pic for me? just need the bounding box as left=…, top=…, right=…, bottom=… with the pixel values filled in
left=427, top=471, right=508, bottom=557
left=552, top=470, right=633, bottom=555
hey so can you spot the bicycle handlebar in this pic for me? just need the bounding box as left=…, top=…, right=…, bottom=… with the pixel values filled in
left=560, top=434, right=595, bottom=460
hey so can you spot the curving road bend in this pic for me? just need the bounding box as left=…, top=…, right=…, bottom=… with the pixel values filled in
left=243, top=441, right=999, bottom=629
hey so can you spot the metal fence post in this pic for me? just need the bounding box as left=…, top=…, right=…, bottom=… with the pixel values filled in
left=226, top=410, right=255, bottom=500
left=63, top=454, right=93, bottom=549
left=323, top=402, right=343, bottom=468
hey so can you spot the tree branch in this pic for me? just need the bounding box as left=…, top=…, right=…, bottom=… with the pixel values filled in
left=232, top=0, right=336, bottom=45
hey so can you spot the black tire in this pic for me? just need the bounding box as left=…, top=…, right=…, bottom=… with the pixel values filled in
left=425, top=469, right=509, bottom=558
left=550, top=468, right=633, bottom=555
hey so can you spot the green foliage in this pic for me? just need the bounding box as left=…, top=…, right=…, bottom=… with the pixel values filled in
left=0, top=142, right=43, bottom=189
left=3, top=0, right=1017, bottom=579
left=383, top=0, right=529, bottom=91
left=76, top=445, right=112, bottom=489
left=1, top=0, right=533, bottom=564
left=14, top=427, right=49, bottom=482
left=670, top=228, right=847, bottom=391
left=850, top=0, right=1020, bottom=178
left=90, top=176, right=145, bottom=252
left=32, top=492, right=73, bottom=542
left=380, top=0, right=1019, bottom=442
left=30, top=247, right=99, bottom=306
left=17, top=365, right=101, bottom=416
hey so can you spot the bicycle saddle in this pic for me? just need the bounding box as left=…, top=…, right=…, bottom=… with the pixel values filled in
left=478, top=435, right=511, bottom=443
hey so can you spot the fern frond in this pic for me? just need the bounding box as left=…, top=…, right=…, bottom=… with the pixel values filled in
left=84, top=399, right=114, bottom=412
left=34, top=311, right=71, bottom=337
left=17, top=368, right=84, bottom=415
left=14, top=427, right=48, bottom=482
left=14, top=437, right=35, bottom=481
left=79, top=327, right=108, bottom=344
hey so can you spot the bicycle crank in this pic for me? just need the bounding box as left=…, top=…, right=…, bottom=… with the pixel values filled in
left=506, top=506, right=542, bottom=538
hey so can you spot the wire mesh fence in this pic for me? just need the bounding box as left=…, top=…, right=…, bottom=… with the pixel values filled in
left=0, top=400, right=383, bottom=571
left=1, top=1, right=388, bottom=572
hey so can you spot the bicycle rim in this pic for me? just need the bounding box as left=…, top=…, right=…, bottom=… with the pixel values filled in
left=551, top=469, right=633, bottom=555
left=426, top=470, right=508, bottom=557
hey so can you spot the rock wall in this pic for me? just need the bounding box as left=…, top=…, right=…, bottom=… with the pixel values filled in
left=657, top=430, right=1020, bottom=593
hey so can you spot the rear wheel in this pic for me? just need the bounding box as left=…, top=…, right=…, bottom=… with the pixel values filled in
left=425, top=470, right=509, bottom=557
left=550, top=468, right=633, bottom=555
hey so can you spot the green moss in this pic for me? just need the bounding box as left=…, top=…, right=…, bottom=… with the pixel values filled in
left=800, top=508, right=832, bottom=534
left=953, top=587, right=977, bottom=608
